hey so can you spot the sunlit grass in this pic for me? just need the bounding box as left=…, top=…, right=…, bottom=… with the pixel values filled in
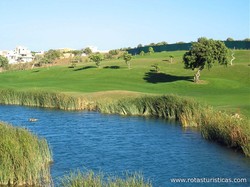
left=59, top=170, right=152, bottom=187
left=0, top=121, right=52, bottom=186
left=0, top=50, right=249, bottom=116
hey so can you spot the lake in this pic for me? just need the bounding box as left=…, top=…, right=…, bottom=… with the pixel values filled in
left=0, top=105, right=249, bottom=187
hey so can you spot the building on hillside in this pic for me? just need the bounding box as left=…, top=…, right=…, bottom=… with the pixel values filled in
left=0, top=46, right=34, bottom=64
left=87, top=46, right=109, bottom=54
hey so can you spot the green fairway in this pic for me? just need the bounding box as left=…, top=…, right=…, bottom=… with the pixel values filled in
left=0, top=50, right=249, bottom=116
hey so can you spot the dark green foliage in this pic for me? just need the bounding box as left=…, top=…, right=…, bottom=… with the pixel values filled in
left=44, top=49, right=61, bottom=63
left=226, top=37, right=234, bottom=41
left=0, top=56, right=9, bottom=69
left=183, top=37, right=229, bottom=70
left=70, top=50, right=83, bottom=56
left=89, top=53, right=104, bottom=67
left=137, top=44, right=143, bottom=48
left=156, top=41, right=168, bottom=46
left=123, top=52, right=132, bottom=69
left=183, top=37, right=229, bottom=82
left=108, top=49, right=119, bottom=55
left=83, top=47, right=92, bottom=55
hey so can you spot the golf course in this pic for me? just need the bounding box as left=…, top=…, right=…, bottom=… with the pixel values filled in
left=0, top=50, right=249, bottom=116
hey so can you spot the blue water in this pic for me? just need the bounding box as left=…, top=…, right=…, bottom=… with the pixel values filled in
left=0, top=105, right=250, bottom=187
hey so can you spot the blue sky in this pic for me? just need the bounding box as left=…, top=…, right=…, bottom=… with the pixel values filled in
left=0, top=0, right=249, bottom=51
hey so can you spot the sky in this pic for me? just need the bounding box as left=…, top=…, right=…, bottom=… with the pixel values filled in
left=0, top=0, right=249, bottom=51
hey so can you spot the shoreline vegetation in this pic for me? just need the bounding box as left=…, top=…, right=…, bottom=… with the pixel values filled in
left=0, top=89, right=249, bottom=157
left=59, top=170, right=152, bottom=187
left=0, top=121, right=52, bottom=186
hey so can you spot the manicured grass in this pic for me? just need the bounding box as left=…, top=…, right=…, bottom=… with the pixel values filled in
left=0, top=121, right=52, bottom=186
left=0, top=50, right=249, bottom=116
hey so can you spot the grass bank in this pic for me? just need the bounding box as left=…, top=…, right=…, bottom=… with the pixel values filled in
left=0, top=121, right=52, bottom=186
left=0, top=50, right=249, bottom=116
left=0, top=89, right=249, bottom=156
left=0, top=89, right=96, bottom=110
left=59, top=170, right=151, bottom=187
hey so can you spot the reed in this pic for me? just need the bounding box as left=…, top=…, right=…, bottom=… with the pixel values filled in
left=0, top=121, right=52, bottom=186
left=98, top=95, right=204, bottom=127
left=0, top=89, right=93, bottom=110
left=59, top=170, right=152, bottom=187
left=0, top=89, right=249, bottom=156
left=201, top=109, right=250, bottom=157
left=98, top=95, right=250, bottom=156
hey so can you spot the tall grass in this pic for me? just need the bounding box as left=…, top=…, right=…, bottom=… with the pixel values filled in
left=0, top=89, right=249, bottom=156
left=0, top=89, right=94, bottom=110
left=201, top=109, right=250, bottom=156
left=0, top=121, right=52, bottom=186
left=98, top=95, right=250, bottom=156
left=59, top=170, right=152, bottom=187
left=98, top=95, right=204, bottom=127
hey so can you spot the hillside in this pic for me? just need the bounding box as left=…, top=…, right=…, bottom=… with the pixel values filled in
left=0, top=50, right=249, bottom=116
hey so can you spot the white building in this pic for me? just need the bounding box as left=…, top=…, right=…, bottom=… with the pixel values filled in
left=0, top=46, right=34, bottom=64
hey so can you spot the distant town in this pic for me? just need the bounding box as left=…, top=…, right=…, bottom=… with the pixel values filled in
left=0, top=46, right=108, bottom=64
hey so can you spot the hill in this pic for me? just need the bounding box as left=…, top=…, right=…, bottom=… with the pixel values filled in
left=0, top=50, right=249, bottom=116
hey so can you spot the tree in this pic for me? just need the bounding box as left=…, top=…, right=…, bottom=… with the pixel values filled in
left=151, top=63, right=160, bottom=72
left=148, top=47, right=154, bottom=54
left=83, top=47, right=92, bottom=55
left=243, top=38, right=250, bottom=41
left=156, top=41, right=168, bottom=46
left=71, top=50, right=83, bottom=56
left=89, top=53, right=103, bottom=67
left=139, top=51, right=145, bottom=56
left=44, top=49, right=61, bottom=63
left=183, top=37, right=229, bottom=83
left=169, top=55, right=174, bottom=63
left=108, top=49, right=119, bottom=56
left=0, top=56, right=9, bottom=69
left=123, top=52, right=132, bottom=69
left=137, top=44, right=143, bottom=48
left=226, top=37, right=234, bottom=41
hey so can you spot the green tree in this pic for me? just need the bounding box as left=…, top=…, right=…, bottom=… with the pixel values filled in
left=183, top=37, right=229, bottom=83
left=109, top=49, right=119, bottom=56
left=139, top=51, right=145, bottom=56
left=44, top=49, right=61, bottom=63
left=123, top=52, right=132, bottom=69
left=71, top=50, right=83, bottom=56
left=169, top=55, right=174, bottom=63
left=89, top=53, right=103, bottom=67
left=148, top=47, right=154, bottom=54
left=151, top=63, right=160, bottom=72
left=38, top=57, right=50, bottom=66
left=156, top=41, right=168, bottom=46
left=226, top=37, right=234, bottom=41
left=137, top=44, right=143, bottom=48
left=83, top=47, right=92, bottom=55
left=0, top=56, right=9, bottom=69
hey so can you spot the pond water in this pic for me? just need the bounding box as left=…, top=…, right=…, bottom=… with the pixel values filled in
left=0, top=105, right=250, bottom=187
